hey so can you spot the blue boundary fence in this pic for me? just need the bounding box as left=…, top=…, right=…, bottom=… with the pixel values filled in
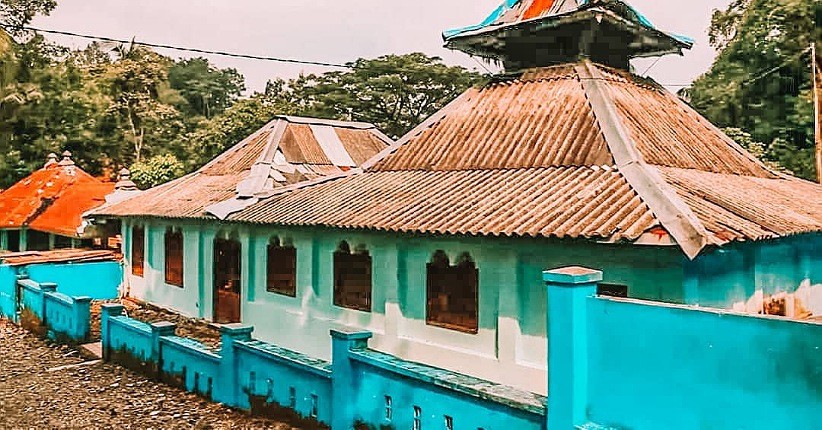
left=17, top=276, right=91, bottom=342
left=101, top=304, right=545, bottom=430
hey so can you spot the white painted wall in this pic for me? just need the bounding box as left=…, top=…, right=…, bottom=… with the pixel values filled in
left=123, top=220, right=685, bottom=395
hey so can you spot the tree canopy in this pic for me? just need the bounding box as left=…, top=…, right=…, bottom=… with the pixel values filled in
left=688, top=0, right=817, bottom=179
left=0, top=0, right=483, bottom=189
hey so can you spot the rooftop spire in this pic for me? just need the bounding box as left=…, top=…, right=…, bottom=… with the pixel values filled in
left=58, top=150, right=75, bottom=166
left=444, top=0, right=692, bottom=72
left=44, top=152, right=58, bottom=167
left=115, top=168, right=139, bottom=191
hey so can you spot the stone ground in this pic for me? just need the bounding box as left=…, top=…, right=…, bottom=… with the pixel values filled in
left=0, top=319, right=296, bottom=429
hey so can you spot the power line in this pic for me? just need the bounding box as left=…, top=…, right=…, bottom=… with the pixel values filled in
left=742, top=46, right=812, bottom=86
left=0, top=22, right=352, bottom=69
left=1, top=21, right=771, bottom=90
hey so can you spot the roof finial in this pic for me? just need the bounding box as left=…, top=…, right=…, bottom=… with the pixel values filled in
left=45, top=152, right=58, bottom=167
left=58, top=150, right=75, bottom=166
left=115, top=167, right=139, bottom=191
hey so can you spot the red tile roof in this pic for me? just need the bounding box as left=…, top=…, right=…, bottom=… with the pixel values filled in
left=0, top=162, right=114, bottom=237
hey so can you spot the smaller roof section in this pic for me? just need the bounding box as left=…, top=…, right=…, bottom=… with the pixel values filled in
left=96, top=115, right=392, bottom=220
left=0, top=152, right=114, bottom=237
left=444, top=0, right=693, bottom=71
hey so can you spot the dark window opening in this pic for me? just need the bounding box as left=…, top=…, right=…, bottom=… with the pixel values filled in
left=597, top=283, right=628, bottom=298
left=289, top=386, right=296, bottom=408
left=426, top=251, right=479, bottom=334
left=445, top=416, right=453, bottom=430
left=267, top=237, right=296, bottom=296
left=413, top=406, right=422, bottom=430
left=132, top=226, right=145, bottom=277
left=214, top=237, right=241, bottom=324
left=27, top=230, right=50, bottom=251
left=53, top=234, right=74, bottom=249
left=333, top=241, right=372, bottom=312
left=6, top=230, right=20, bottom=252
left=164, top=228, right=184, bottom=287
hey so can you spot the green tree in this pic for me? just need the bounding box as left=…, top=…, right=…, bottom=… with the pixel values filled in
left=182, top=93, right=295, bottom=169
left=168, top=57, right=245, bottom=119
left=0, top=0, right=56, bottom=35
left=129, top=153, right=184, bottom=189
left=96, top=45, right=185, bottom=164
left=291, top=53, right=484, bottom=138
left=688, top=0, right=816, bottom=179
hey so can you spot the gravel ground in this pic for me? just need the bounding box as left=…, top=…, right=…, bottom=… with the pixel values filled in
left=0, top=319, right=295, bottom=430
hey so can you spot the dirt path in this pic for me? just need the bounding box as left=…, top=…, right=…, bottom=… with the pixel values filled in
left=0, top=319, right=295, bottom=429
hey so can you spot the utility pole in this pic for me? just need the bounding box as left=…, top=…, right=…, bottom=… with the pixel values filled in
left=814, top=42, right=821, bottom=183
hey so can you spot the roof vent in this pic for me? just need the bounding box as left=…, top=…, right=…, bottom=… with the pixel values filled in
left=58, top=150, right=75, bottom=167
left=115, top=168, right=139, bottom=191
left=44, top=152, right=58, bottom=167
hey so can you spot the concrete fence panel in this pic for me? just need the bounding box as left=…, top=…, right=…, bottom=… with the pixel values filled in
left=16, top=277, right=90, bottom=342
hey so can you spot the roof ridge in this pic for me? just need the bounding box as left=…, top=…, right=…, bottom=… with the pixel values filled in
left=575, top=60, right=708, bottom=258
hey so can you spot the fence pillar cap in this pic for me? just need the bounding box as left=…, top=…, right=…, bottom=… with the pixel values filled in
left=101, top=303, right=125, bottom=315
left=543, top=266, right=603, bottom=285
left=330, top=329, right=373, bottom=341
left=219, top=323, right=253, bottom=336
left=40, top=282, right=57, bottom=292
left=150, top=321, right=177, bottom=333
left=74, top=296, right=92, bottom=303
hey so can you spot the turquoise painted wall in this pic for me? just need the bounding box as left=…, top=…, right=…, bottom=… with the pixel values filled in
left=0, top=264, right=17, bottom=319
left=100, top=304, right=545, bottom=430
left=586, top=297, right=822, bottom=429
left=346, top=348, right=544, bottom=430
left=684, top=234, right=822, bottom=308
left=16, top=277, right=91, bottom=341
left=27, top=261, right=122, bottom=299
left=120, top=216, right=819, bottom=394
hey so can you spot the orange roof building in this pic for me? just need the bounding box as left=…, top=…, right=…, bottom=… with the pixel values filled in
left=0, top=152, right=115, bottom=252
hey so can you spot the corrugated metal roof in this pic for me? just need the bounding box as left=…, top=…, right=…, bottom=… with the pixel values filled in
left=97, top=116, right=390, bottom=219
left=225, top=62, right=822, bottom=255
left=606, top=75, right=775, bottom=177
left=230, top=167, right=656, bottom=241
left=373, top=67, right=612, bottom=171
left=659, top=167, right=822, bottom=245
left=0, top=249, right=119, bottom=266
left=0, top=162, right=113, bottom=236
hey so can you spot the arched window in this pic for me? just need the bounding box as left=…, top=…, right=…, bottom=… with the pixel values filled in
left=164, top=227, right=184, bottom=287
left=132, top=225, right=145, bottom=277
left=426, top=251, right=478, bottom=333
left=333, top=241, right=372, bottom=312
left=267, top=237, right=297, bottom=296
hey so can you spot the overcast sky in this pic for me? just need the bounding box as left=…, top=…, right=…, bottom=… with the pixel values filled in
left=32, top=0, right=732, bottom=93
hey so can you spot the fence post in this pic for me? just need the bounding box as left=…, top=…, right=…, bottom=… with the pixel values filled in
left=100, top=303, right=124, bottom=361
left=73, top=296, right=92, bottom=342
left=39, top=282, right=57, bottom=325
left=330, top=329, right=372, bottom=430
left=219, top=324, right=254, bottom=408
left=543, top=266, right=602, bottom=430
left=150, top=321, right=176, bottom=377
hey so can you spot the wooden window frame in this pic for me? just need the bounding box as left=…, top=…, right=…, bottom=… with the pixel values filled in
left=164, top=228, right=184, bottom=288
left=333, top=241, right=372, bottom=312
left=266, top=237, right=297, bottom=297
left=131, top=225, right=145, bottom=277
left=426, top=251, right=479, bottom=334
